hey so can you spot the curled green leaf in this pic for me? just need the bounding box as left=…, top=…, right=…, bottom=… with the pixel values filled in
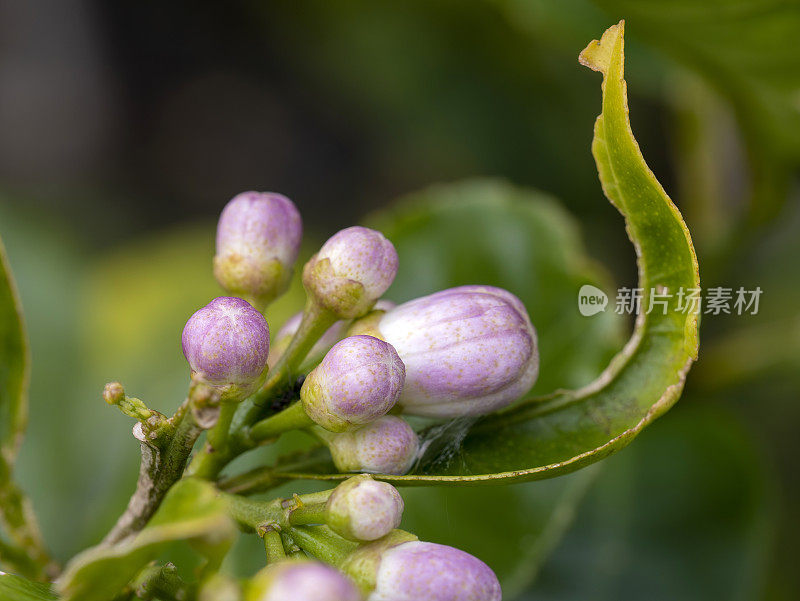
left=246, top=21, right=700, bottom=486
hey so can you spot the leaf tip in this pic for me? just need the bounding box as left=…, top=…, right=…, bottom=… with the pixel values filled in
left=579, top=20, right=625, bottom=75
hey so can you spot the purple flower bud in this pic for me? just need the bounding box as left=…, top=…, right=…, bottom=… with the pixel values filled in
left=328, top=416, right=418, bottom=475
left=181, top=297, right=270, bottom=393
left=368, top=541, right=501, bottom=601
left=326, top=475, right=404, bottom=541
left=303, top=227, right=398, bottom=319
left=302, top=336, right=405, bottom=432
left=214, top=192, right=302, bottom=306
left=269, top=311, right=347, bottom=368
left=248, top=560, right=361, bottom=601
left=371, top=285, right=538, bottom=417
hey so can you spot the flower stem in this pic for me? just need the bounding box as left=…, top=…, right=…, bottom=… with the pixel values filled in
left=247, top=401, right=312, bottom=444
left=260, top=524, right=287, bottom=564
left=133, top=563, right=195, bottom=601
left=287, top=502, right=328, bottom=526
left=240, top=300, right=336, bottom=426
left=102, top=382, right=216, bottom=545
left=288, top=525, right=358, bottom=566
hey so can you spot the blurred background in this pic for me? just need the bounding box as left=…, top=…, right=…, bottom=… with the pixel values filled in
left=1, top=1, right=798, bottom=599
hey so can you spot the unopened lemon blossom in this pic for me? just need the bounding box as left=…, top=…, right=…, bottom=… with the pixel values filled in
left=358, top=285, right=538, bottom=417
left=325, top=416, right=419, bottom=475
left=342, top=533, right=501, bottom=601
left=181, top=296, right=270, bottom=396
left=304, top=226, right=398, bottom=319
left=246, top=559, right=361, bottom=601
left=325, top=476, right=404, bottom=542
left=301, top=335, right=405, bottom=432
left=214, top=191, right=302, bottom=307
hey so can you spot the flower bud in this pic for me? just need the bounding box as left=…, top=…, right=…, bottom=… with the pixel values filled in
left=366, top=285, right=538, bottom=417
left=327, top=416, right=418, bottom=475
left=301, top=336, right=405, bottom=432
left=343, top=540, right=501, bottom=601
left=325, top=475, right=404, bottom=542
left=246, top=560, right=361, bottom=601
left=181, top=297, right=270, bottom=395
left=268, top=311, right=347, bottom=369
left=303, top=227, right=398, bottom=319
left=214, top=192, right=302, bottom=307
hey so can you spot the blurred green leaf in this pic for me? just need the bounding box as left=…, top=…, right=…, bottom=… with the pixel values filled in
left=528, top=404, right=775, bottom=600
left=0, top=572, right=57, bottom=601
left=0, top=234, right=29, bottom=465
left=56, top=479, right=235, bottom=601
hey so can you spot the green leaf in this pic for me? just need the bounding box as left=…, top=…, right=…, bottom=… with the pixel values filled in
left=0, top=572, right=58, bottom=601
left=270, top=21, right=699, bottom=485
left=56, top=479, right=236, bottom=601
left=0, top=235, right=29, bottom=465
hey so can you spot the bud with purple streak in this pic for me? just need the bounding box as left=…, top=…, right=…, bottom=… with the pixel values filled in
left=181, top=296, right=270, bottom=398
left=214, top=192, right=302, bottom=307
left=325, top=416, right=419, bottom=475
left=301, top=336, right=405, bottom=432
left=341, top=532, right=501, bottom=601
left=325, top=475, right=404, bottom=541
left=246, top=559, right=361, bottom=601
left=356, top=285, right=538, bottom=418
left=303, top=226, right=398, bottom=319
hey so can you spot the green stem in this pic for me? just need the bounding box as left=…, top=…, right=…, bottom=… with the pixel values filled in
left=103, top=386, right=211, bottom=545
left=133, top=563, right=195, bottom=601
left=288, top=525, right=358, bottom=566
left=216, top=449, right=331, bottom=496
left=287, top=502, right=328, bottom=526
left=247, top=401, right=312, bottom=445
left=222, top=494, right=284, bottom=530
left=241, top=300, right=336, bottom=426
left=261, top=526, right=287, bottom=564
left=206, top=402, right=237, bottom=452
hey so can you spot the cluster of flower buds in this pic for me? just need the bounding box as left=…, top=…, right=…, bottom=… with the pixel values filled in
left=169, top=191, right=536, bottom=601
left=181, top=192, right=538, bottom=475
